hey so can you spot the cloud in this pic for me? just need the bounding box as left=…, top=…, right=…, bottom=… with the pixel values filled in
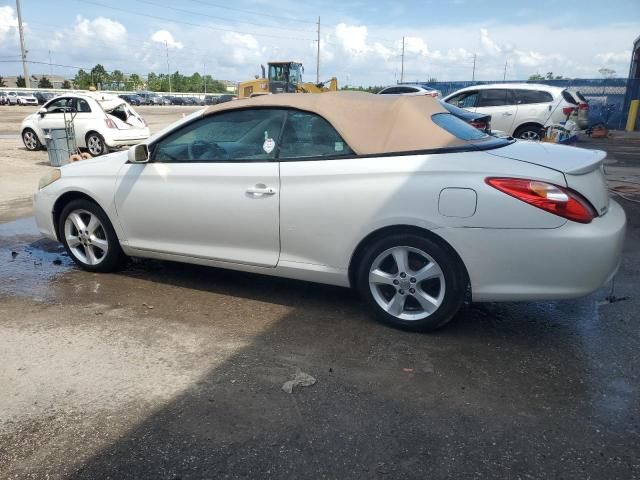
left=480, top=28, right=502, bottom=56
left=150, top=30, right=183, bottom=49
left=335, top=23, right=371, bottom=56
left=0, top=6, right=18, bottom=43
left=596, top=51, right=631, bottom=65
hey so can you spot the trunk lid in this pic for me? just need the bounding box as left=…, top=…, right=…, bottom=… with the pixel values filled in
left=488, top=141, right=610, bottom=216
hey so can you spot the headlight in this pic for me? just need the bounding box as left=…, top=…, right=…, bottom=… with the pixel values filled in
left=38, top=169, right=61, bottom=190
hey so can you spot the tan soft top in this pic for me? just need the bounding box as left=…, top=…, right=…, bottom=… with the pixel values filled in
left=204, top=91, right=467, bottom=155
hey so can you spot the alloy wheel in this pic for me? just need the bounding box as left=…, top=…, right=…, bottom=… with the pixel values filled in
left=23, top=131, right=38, bottom=150
left=519, top=130, right=540, bottom=140
left=64, top=209, right=109, bottom=265
left=368, top=246, right=445, bottom=321
left=87, top=135, right=104, bottom=156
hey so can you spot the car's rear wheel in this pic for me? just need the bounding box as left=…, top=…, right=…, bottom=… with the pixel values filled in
left=22, top=129, right=42, bottom=151
left=59, top=199, right=126, bottom=272
left=86, top=132, right=107, bottom=156
left=357, top=233, right=466, bottom=331
left=514, top=124, right=544, bottom=141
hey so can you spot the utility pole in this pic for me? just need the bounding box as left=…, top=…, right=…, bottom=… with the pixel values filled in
left=48, top=50, right=53, bottom=77
left=203, top=63, right=207, bottom=95
left=165, top=40, right=172, bottom=95
left=472, top=53, right=476, bottom=82
left=316, top=16, right=320, bottom=84
left=503, top=58, right=508, bottom=81
left=15, top=0, right=30, bottom=88
left=400, top=36, right=405, bottom=83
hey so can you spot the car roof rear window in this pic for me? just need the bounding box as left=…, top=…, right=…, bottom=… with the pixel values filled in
left=562, top=90, right=578, bottom=104
left=431, top=113, right=488, bottom=141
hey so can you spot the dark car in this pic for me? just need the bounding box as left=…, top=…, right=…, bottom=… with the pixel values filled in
left=216, top=94, right=234, bottom=104
left=118, top=94, right=142, bottom=106
left=34, top=92, right=55, bottom=105
left=439, top=100, right=492, bottom=134
left=169, top=96, right=185, bottom=105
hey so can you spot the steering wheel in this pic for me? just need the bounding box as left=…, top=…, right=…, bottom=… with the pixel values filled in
left=188, top=140, right=227, bottom=160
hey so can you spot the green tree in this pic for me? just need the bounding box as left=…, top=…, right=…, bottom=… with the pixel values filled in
left=128, top=73, right=142, bottom=90
left=545, top=72, right=563, bottom=80
left=90, top=64, right=109, bottom=88
left=73, top=69, right=92, bottom=89
left=598, top=67, right=616, bottom=78
left=110, top=69, right=124, bottom=90
left=38, top=76, right=53, bottom=88
left=16, top=75, right=25, bottom=87
left=61, top=80, right=71, bottom=89
left=0, top=76, right=6, bottom=87
left=528, top=73, right=544, bottom=80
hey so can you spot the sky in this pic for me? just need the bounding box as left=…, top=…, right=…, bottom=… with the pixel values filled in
left=0, top=0, right=638, bottom=86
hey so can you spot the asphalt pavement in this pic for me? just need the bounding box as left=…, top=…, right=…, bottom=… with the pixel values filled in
left=0, top=142, right=639, bottom=479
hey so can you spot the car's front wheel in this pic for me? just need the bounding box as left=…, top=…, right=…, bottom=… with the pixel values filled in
left=59, top=199, right=126, bottom=272
left=86, top=132, right=107, bottom=156
left=22, top=129, right=42, bottom=151
left=357, top=233, right=466, bottom=331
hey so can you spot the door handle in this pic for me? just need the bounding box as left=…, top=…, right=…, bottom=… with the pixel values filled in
left=502, top=112, right=513, bottom=116
left=246, top=185, right=277, bottom=195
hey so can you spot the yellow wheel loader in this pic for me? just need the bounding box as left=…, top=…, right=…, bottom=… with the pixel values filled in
left=238, top=61, right=338, bottom=98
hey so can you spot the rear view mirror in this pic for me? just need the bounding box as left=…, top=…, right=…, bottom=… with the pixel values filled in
left=128, top=144, right=149, bottom=163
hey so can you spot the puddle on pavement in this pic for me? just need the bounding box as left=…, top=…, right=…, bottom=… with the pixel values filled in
left=0, top=217, right=74, bottom=300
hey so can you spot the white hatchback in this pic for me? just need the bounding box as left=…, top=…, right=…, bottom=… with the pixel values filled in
left=443, top=83, right=587, bottom=140
left=21, top=92, right=150, bottom=156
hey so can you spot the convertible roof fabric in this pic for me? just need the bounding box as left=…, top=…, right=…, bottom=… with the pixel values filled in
left=204, top=91, right=468, bottom=155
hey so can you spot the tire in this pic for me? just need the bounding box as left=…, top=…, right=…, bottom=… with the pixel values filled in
left=356, top=233, right=466, bottom=331
left=22, top=128, right=42, bottom=151
left=85, top=132, right=107, bottom=156
left=59, top=199, right=127, bottom=273
left=514, top=124, right=544, bottom=141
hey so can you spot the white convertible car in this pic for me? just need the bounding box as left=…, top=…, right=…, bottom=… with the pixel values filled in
left=33, top=92, right=626, bottom=330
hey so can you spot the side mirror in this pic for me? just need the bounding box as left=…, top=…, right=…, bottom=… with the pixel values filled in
left=128, top=144, right=149, bottom=163
left=38, top=107, right=47, bottom=116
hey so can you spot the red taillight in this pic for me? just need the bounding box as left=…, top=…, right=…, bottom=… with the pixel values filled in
left=562, top=106, right=575, bottom=116
left=105, top=118, right=117, bottom=129
left=469, top=120, right=487, bottom=130
left=485, top=177, right=596, bottom=224
left=578, top=103, right=589, bottom=110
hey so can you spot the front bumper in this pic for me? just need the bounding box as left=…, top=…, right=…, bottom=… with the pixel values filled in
left=33, top=189, right=58, bottom=241
left=439, top=199, right=627, bottom=302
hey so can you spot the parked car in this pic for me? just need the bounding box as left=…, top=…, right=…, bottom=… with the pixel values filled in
left=0, top=91, right=8, bottom=105
left=16, top=92, right=39, bottom=106
left=378, top=83, right=442, bottom=98
left=6, top=91, right=19, bottom=105
left=169, top=96, right=186, bottom=105
left=156, top=95, right=171, bottom=106
left=216, top=94, right=234, bottom=104
left=439, top=101, right=493, bottom=134
left=21, top=92, right=150, bottom=155
left=34, top=92, right=55, bottom=105
left=443, top=83, right=588, bottom=140
left=118, top=94, right=142, bottom=106
left=32, top=92, right=625, bottom=331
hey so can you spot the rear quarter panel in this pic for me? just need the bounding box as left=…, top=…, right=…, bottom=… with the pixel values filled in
left=279, top=150, right=567, bottom=270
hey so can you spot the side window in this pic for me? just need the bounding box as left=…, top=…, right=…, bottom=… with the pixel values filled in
left=514, top=90, right=553, bottom=104
left=75, top=99, right=92, bottom=113
left=448, top=91, right=479, bottom=109
left=477, top=89, right=511, bottom=107
left=379, top=87, right=399, bottom=94
left=46, top=98, right=73, bottom=113
left=153, top=109, right=286, bottom=163
left=279, top=110, right=354, bottom=159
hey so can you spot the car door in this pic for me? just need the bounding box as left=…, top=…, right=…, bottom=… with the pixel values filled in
left=69, top=97, right=98, bottom=146
left=114, top=108, right=284, bottom=267
left=36, top=97, right=74, bottom=136
left=475, top=89, right=517, bottom=134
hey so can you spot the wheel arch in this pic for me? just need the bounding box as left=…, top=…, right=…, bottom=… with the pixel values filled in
left=513, top=121, right=544, bottom=136
left=347, top=224, right=470, bottom=292
left=52, top=191, right=108, bottom=241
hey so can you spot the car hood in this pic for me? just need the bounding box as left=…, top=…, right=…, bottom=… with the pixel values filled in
left=487, top=140, right=605, bottom=175
left=60, top=149, right=129, bottom=175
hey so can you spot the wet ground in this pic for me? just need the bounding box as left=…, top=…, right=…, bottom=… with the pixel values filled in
left=0, top=195, right=639, bottom=479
